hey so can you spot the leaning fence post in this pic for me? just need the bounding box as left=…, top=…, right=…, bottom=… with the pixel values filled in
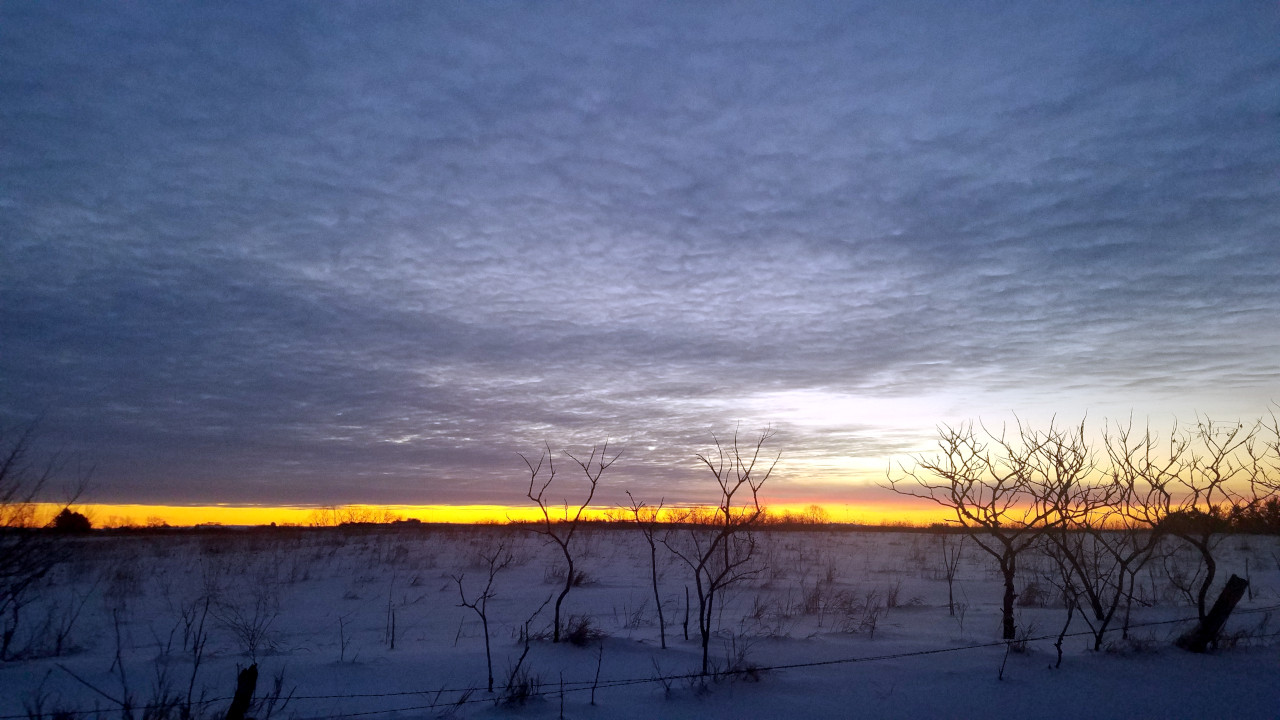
left=1176, top=574, right=1249, bottom=653
left=225, top=663, right=258, bottom=720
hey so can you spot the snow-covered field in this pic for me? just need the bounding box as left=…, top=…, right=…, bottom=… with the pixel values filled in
left=3, top=526, right=1278, bottom=719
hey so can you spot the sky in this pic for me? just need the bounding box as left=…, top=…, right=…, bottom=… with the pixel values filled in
left=3, top=1, right=1279, bottom=514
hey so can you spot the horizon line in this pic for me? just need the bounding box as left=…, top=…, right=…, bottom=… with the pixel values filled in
left=26, top=501, right=951, bottom=529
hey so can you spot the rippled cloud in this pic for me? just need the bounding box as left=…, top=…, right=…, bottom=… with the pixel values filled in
left=3, top=1, right=1278, bottom=506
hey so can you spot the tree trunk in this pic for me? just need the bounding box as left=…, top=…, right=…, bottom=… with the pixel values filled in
left=682, top=586, right=690, bottom=641
left=1176, top=574, right=1249, bottom=653
left=650, top=544, right=666, bottom=649
left=700, top=627, right=711, bottom=675
left=1001, top=555, right=1017, bottom=641
left=553, top=554, right=573, bottom=643
left=1195, top=546, right=1216, bottom=624
left=700, top=585, right=714, bottom=675
left=1054, top=601, right=1074, bottom=669
left=482, top=614, right=493, bottom=692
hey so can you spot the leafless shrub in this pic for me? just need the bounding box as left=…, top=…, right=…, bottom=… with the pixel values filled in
left=337, top=612, right=355, bottom=663
left=716, top=632, right=763, bottom=682
left=800, top=578, right=825, bottom=616
left=884, top=579, right=903, bottom=609
left=937, top=532, right=965, bottom=615
left=833, top=589, right=884, bottom=638
left=858, top=596, right=883, bottom=637
left=1009, top=618, right=1037, bottom=653
left=498, top=639, right=542, bottom=707
left=542, top=563, right=593, bottom=587
left=741, top=595, right=793, bottom=638
left=213, top=582, right=280, bottom=661
left=564, top=614, right=607, bottom=647
left=454, top=542, right=514, bottom=691
left=651, top=657, right=675, bottom=696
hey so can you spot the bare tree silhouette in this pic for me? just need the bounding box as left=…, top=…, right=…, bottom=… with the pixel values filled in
left=454, top=542, right=514, bottom=691
left=1028, top=420, right=1161, bottom=651
left=1, top=422, right=85, bottom=659
left=664, top=428, right=777, bottom=675
left=1113, top=416, right=1275, bottom=624
left=886, top=420, right=1059, bottom=640
left=522, top=440, right=619, bottom=643
left=625, top=491, right=667, bottom=649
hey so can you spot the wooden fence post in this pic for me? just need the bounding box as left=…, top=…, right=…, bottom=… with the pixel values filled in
left=1176, top=574, right=1249, bottom=653
left=225, top=663, right=258, bottom=720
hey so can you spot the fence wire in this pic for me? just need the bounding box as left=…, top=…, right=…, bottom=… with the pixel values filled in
left=7, top=604, right=1277, bottom=720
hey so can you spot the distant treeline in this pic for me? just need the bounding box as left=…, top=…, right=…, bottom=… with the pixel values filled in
left=21, top=497, right=1280, bottom=535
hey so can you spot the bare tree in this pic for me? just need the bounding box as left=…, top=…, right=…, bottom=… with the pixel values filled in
left=663, top=429, right=777, bottom=675
left=1256, top=407, right=1280, bottom=497
left=522, top=441, right=618, bottom=643
left=1113, top=416, right=1272, bottom=625
left=1028, top=421, right=1164, bottom=651
left=886, top=420, right=1059, bottom=640
left=1234, top=408, right=1280, bottom=531
left=453, top=542, right=514, bottom=692
left=1170, top=418, right=1254, bottom=623
left=1, top=423, right=83, bottom=660
left=624, top=492, right=667, bottom=649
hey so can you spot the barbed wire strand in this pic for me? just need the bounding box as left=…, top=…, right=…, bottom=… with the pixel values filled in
left=5, top=604, right=1277, bottom=720
left=316, top=605, right=1280, bottom=719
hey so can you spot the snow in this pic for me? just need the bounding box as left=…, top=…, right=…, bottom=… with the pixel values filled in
left=2, top=526, right=1277, bottom=719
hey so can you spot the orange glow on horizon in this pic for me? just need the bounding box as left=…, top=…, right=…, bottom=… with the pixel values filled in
left=29, top=500, right=951, bottom=529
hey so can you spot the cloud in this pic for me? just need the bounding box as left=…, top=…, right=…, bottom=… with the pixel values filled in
left=2, top=1, right=1278, bottom=505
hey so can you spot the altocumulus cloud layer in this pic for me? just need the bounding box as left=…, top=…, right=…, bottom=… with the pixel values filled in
left=2, top=2, right=1278, bottom=506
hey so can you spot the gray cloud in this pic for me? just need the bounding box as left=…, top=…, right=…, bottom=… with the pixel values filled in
left=3, top=1, right=1278, bottom=506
